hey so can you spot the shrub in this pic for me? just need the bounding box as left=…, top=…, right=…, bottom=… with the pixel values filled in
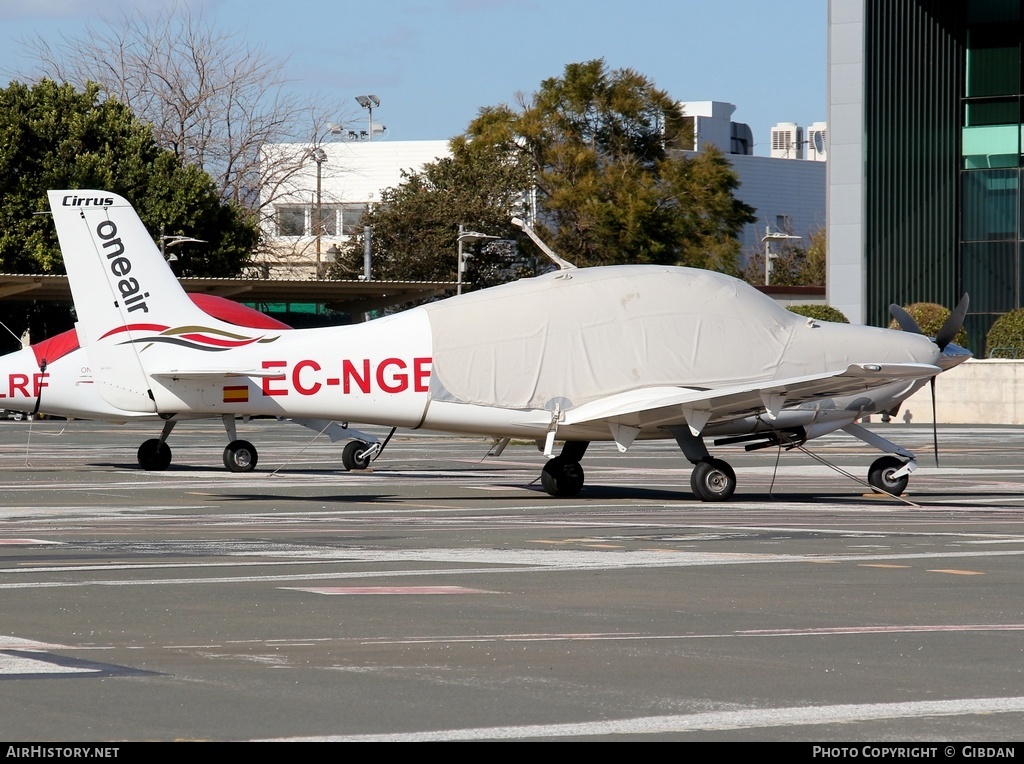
left=986, top=308, right=1024, bottom=358
left=787, top=304, right=849, bottom=323
left=888, top=302, right=968, bottom=347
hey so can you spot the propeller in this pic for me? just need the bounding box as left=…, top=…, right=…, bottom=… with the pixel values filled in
left=935, top=294, right=970, bottom=351
left=887, top=294, right=970, bottom=467
left=888, top=294, right=970, bottom=350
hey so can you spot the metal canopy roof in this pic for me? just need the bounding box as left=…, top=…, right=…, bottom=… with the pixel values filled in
left=0, top=274, right=458, bottom=316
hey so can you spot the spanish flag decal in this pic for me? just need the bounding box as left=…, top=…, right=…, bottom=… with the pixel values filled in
left=223, top=385, right=249, bottom=403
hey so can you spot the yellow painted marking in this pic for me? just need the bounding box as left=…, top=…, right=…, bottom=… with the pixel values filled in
left=927, top=569, right=984, bottom=576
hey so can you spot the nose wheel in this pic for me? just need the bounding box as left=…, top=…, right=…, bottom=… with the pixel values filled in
left=867, top=455, right=910, bottom=496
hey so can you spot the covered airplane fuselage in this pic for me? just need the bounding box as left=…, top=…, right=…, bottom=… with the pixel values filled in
left=421, top=266, right=938, bottom=411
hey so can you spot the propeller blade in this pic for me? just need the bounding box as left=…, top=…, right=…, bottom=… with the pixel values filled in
left=930, top=376, right=938, bottom=467
left=889, top=303, right=923, bottom=334
left=935, top=293, right=970, bottom=351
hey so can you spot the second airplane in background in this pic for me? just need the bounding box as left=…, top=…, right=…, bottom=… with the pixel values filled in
left=0, top=291, right=380, bottom=472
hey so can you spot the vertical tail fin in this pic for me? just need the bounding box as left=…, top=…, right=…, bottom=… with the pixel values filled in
left=47, top=190, right=214, bottom=412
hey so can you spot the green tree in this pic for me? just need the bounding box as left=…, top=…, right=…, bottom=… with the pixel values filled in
left=459, top=59, right=755, bottom=273
left=985, top=308, right=1024, bottom=358
left=0, top=79, right=257, bottom=277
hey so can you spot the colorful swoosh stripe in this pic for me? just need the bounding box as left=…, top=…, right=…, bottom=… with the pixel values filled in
left=99, top=323, right=279, bottom=352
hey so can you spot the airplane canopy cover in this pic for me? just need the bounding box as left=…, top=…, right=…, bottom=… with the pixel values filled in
left=422, top=265, right=924, bottom=413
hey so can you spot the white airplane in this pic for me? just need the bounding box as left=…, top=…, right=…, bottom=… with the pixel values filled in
left=48, top=189, right=971, bottom=500
left=0, top=291, right=381, bottom=472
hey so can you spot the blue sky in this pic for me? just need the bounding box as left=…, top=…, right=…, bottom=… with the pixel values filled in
left=0, top=0, right=827, bottom=155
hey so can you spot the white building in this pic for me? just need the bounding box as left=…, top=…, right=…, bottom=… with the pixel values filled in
left=261, top=103, right=824, bottom=279
left=260, top=140, right=450, bottom=279
left=681, top=102, right=825, bottom=258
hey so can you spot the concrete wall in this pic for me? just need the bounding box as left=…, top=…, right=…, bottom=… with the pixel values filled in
left=892, top=359, right=1024, bottom=424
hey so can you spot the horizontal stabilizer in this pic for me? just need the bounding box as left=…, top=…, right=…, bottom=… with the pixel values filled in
left=150, top=368, right=285, bottom=380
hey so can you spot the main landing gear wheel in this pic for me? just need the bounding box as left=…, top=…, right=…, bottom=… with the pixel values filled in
left=868, top=455, right=909, bottom=496
left=223, top=439, right=258, bottom=472
left=540, top=456, right=585, bottom=498
left=342, top=441, right=372, bottom=471
left=690, top=458, right=736, bottom=502
left=138, top=438, right=172, bottom=471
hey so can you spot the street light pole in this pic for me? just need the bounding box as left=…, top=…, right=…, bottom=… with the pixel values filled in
left=355, top=95, right=381, bottom=140
left=309, top=147, right=327, bottom=279
left=760, top=228, right=802, bottom=286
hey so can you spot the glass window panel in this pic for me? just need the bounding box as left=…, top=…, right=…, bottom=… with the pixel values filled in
left=962, top=124, right=1020, bottom=168
left=963, top=169, right=1019, bottom=240
left=963, top=241, right=1017, bottom=313
left=965, top=99, right=1018, bottom=126
left=967, top=0, right=1020, bottom=24
left=962, top=122, right=1019, bottom=158
left=276, top=206, right=306, bottom=237
left=315, top=205, right=339, bottom=236
left=967, top=25, right=1020, bottom=97
left=342, top=204, right=367, bottom=235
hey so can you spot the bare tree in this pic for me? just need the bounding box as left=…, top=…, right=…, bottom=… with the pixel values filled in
left=17, top=5, right=345, bottom=227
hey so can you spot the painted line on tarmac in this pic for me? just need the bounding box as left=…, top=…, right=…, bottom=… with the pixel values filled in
left=1, top=547, right=1024, bottom=589
left=364, top=622, right=1024, bottom=646
left=284, top=586, right=497, bottom=595
left=266, top=696, right=1024, bottom=741
left=0, top=652, right=98, bottom=676
left=0, top=650, right=158, bottom=679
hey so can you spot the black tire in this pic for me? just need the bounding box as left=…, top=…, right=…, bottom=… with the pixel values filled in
left=540, top=456, right=585, bottom=497
left=138, top=438, right=172, bottom=471
left=223, top=439, right=258, bottom=472
left=868, top=455, right=909, bottom=495
left=690, top=458, right=736, bottom=502
left=342, top=440, right=371, bottom=471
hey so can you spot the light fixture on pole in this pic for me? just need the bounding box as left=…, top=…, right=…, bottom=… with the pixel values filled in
left=760, top=228, right=802, bottom=286
left=456, top=225, right=500, bottom=295
left=355, top=95, right=382, bottom=140
left=159, top=233, right=207, bottom=262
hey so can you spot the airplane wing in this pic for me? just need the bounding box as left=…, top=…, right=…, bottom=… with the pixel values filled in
left=520, top=363, right=941, bottom=437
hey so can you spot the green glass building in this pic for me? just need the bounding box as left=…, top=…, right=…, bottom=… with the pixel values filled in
left=828, top=0, right=1024, bottom=354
